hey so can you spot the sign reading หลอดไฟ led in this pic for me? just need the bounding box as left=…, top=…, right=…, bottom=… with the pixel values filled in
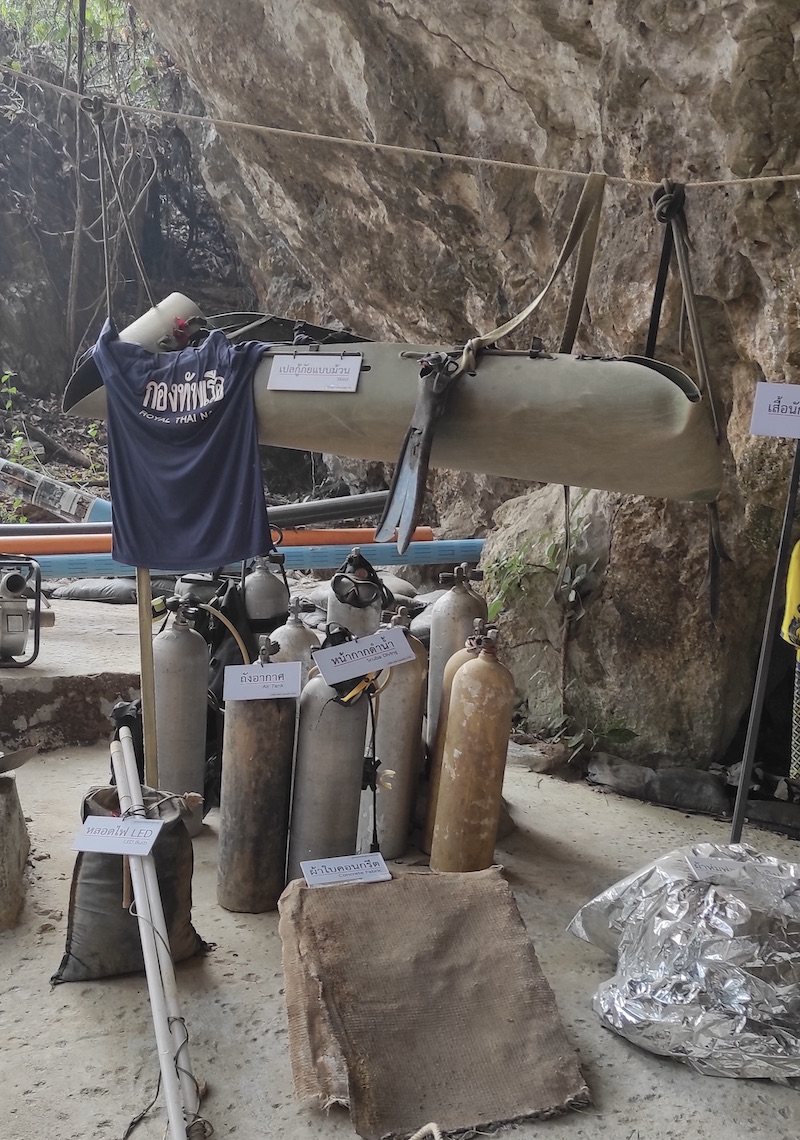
left=72, top=816, right=165, bottom=856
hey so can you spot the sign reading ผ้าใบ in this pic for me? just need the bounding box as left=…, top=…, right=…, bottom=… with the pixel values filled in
left=300, top=853, right=392, bottom=886
left=750, top=383, right=800, bottom=438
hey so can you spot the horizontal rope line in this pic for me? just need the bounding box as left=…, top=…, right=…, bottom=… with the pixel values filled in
left=4, top=65, right=800, bottom=191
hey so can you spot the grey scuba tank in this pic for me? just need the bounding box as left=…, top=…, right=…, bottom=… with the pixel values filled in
left=270, top=598, right=321, bottom=687
left=358, top=608, right=428, bottom=859
left=152, top=601, right=208, bottom=837
left=326, top=546, right=383, bottom=636
left=286, top=671, right=370, bottom=883
left=244, top=553, right=290, bottom=626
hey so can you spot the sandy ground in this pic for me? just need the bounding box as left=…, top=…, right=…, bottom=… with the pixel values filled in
left=3, top=746, right=800, bottom=1140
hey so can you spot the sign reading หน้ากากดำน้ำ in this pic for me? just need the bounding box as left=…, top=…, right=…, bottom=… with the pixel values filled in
left=750, top=382, right=800, bottom=439
left=312, top=627, right=417, bottom=686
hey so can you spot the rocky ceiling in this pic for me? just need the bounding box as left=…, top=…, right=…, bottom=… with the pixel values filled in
left=127, top=0, right=799, bottom=764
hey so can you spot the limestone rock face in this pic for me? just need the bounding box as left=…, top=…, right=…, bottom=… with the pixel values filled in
left=129, top=0, right=799, bottom=761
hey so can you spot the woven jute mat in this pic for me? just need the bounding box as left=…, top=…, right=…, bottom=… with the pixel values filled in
left=278, top=867, right=589, bottom=1138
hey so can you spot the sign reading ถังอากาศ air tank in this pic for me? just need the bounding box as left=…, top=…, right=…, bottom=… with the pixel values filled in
left=223, top=661, right=302, bottom=700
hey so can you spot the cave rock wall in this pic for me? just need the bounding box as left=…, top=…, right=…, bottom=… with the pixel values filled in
left=130, top=0, right=800, bottom=761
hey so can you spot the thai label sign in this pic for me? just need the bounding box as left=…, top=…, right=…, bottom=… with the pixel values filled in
left=300, top=853, right=392, bottom=886
left=73, top=816, right=164, bottom=856
left=750, top=382, right=800, bottom=438
left=313, top=627, right=416, bottom=685
left=688, top=855, right=784, bottom=881
left=223, top=661, right=302, bottom=700
left=267, top=354, right=362, bottom=393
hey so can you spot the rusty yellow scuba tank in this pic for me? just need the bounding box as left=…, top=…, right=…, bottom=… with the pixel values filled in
left=421, top=617, right=487, bottom=854
left=429, top=630, right=516, bottom=873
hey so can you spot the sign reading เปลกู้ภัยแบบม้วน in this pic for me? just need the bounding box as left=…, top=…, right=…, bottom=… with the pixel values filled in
left=266, top=354, right=362, bottom=393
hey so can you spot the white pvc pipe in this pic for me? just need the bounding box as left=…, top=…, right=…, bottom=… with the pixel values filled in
left=117, top=728, right=203, bottom=1131
left=111, top=739, right=189, bottom=1140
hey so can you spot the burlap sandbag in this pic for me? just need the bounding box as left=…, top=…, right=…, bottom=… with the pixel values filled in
left=52, top=785, right=206, bottom=983
left=279, top=868, right=589, bottom=1138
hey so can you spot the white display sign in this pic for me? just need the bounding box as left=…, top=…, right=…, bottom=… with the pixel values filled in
left=750, top=382, right=800, bottom=438
left=688, top=856, right=745, bottom=880
left=300, top=852, right=392, bottom=887
left=223, top=661, right=302, bottom=700
left=73, top=815, right=164, bottom=856
left=313, top=627, right=416, bottom=685
left=267, top=354, right=362, bottom=393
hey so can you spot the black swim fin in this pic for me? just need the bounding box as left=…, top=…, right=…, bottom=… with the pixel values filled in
left=375, top=352, right=462, bottom=553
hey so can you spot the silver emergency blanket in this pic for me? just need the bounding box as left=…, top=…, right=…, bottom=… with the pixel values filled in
left=568, top=842, right=800, bottom=1082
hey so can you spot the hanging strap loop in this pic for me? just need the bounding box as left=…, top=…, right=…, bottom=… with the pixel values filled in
left=648, top=179, right=729, bottom=619
left=648, top=179, right=720, bottom=440
left=453, top=172, right=607, bottom=376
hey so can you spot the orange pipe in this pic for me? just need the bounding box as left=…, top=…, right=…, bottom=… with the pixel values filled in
left=0, top=526, right=435, bottom=557
left=0, top=534, right=113, bottom=555
left=274, top=526, right=434, bottom=547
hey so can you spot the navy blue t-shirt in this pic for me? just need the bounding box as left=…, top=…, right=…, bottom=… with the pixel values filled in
left=90, top=319, right=273, bottom=570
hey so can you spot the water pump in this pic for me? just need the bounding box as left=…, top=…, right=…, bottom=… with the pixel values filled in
left=0, top=556, right=42, bottom=667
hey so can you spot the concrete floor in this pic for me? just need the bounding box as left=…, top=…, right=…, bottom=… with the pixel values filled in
left=3, top=598, right=800, bottom=1139
left=4, top=744, right=800, bottom=1140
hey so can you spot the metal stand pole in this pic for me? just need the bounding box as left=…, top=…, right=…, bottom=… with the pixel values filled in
left=730, top=440, right=800, bottom=842
left=136, top=566, right=159, bottom=788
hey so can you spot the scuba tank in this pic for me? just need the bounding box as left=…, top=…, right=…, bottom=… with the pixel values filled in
left=244, top=552, right=290, bottom=630
left=326, top=546, right=386, bottom=636
left=421, top=617, right=487, bottom=854
left=217, top=638, right=297, bottom=912
left=152, top=597, right=209, bottom=837
left=425, top=563, right=487, bottom=749
left=270, top=597, right=321, bottom=687
left=286, top=627, right=372, bottom=882
left=429, top=630, right=516, bottom=873
left=357, top=608, right=428, bottom=860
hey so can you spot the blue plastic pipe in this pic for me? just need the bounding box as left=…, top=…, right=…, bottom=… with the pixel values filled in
left=32, top=540, right=485, bottom=578
left=86, top=498, right=113, bottom=521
